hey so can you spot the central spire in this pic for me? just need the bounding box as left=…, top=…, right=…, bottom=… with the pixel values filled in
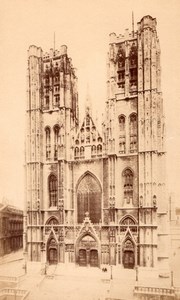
left=85, top=83, right=92, bottom=115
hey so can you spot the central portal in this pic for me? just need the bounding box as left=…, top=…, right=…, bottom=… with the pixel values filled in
left=77, top=235, right=99, bottom=267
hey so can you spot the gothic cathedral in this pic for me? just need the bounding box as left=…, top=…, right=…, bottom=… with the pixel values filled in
left=24, top=15, right=169, bottom=274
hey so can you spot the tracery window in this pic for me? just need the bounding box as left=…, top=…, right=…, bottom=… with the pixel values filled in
left=46, top=217, right=58, bottom=226
left=77, top=173, right=101, bottom=224
left=120, top=216, right=137, bottom=233
left=122, top=169, right=133, bottom=204
left=129, top=113, right=137, bottom=152
left=45, top=127, right=51, bottom=160
left=49, top=174, right=58, bottom=207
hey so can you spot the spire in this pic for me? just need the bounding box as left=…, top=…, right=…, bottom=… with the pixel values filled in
left=85, top=83, right=92, bottom=115
left=53, top=32, right=56, bottom=53
left=132, top=11, right=134, bottom=37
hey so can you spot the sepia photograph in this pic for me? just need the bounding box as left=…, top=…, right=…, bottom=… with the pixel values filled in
left=0, top=0, right=180, bottom=299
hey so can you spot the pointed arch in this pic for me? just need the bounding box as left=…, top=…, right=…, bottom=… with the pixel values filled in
left=53, top=125, right=60, bottom=160
left=76, top=172, right=102, bottom=224
left=48, top=173, right=58, bottom=207
left=120, top=214, right=138, bottom=233
left=45, top=126, right=51, bottom=160
left=118, top=114, right=126, bottom=153
left=47, top=235, right=58, bottom=265
left=122, top=235, right=136, bottom=269
left=120, top=214, right=137, bottom=225
left=46, top=216, right=59, bottom=225
left=118, top=114, right=126, bottom=131
left=122, top=168, right=134, bottom=205
left=129, top=113, right=137, bottom=152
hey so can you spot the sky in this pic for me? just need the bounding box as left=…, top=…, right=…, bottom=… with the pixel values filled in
left=0, top=0, right=180, bottom=209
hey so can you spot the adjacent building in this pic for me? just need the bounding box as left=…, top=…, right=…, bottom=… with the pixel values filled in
left=24, top=15, right=169, bottom=274
left=0, top=203, right=23, bottom=256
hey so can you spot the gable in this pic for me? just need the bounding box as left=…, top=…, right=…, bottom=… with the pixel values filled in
left=73, top=112, right=103, bottom=160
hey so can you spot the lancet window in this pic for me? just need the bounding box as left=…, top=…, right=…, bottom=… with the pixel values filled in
left=45, top=127, right=51, bottom=160
left=119, top=115, right=126, bottom=153
left=122, top=168, right=133, bottom=204
left=54, top=125, right=59, bottom=160
left=129, top=113, right=137, bottom=152
left=49, top=174, right=58, bottom=207
left=117, top=45, right=125, bottom=88
left=129, top=43, right=137, bottom=92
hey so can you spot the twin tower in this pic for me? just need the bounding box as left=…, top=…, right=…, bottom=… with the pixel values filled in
left=24, top=15, right=169, bottom=274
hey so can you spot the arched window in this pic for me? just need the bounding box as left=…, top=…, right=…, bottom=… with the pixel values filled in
left=122, top=169, right=133, bottom=204
left=86, top=131, right=90, bottom=144
left=129, top=113, right=137, bottom=153
left=120, top=215, right=137, bottom=233
left=119, top=115, right=125, bottom=131
left=45, top=127, right=51, bottom=160
left=86, top=115, right=90, bottom=126
left=117, top=46, right=125, bottom=88
left=80, top=146, right=85, bottom=159
left=46, top=217, right=59, bottom=225
left=77, top=173, right=101, bottom=223
left=74, top=147, right=79, bottom=158
left=91, top=145, right=96, bottom=157
left=129, top=43, right=137, bottom=92
left=54, top=94, right=60, bottom=107
left=49, top=174, right=58, bottom=207
left=97, top=144, right=102, bottom=156
left=54, top=125, right=59, bottom=160
left=45, top=95, right=49, bottom=110
left=119, top=115, right=126, bottom=154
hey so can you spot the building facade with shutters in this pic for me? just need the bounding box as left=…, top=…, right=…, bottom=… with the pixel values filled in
left=24, top=15, right=169, bottom=273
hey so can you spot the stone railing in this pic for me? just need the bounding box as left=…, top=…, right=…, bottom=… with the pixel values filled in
left=134, top=286, right=175, bottom=298
left=0, top=275, right=18, bottom=282
left=175, top=287, right=180, bottom=299
left=0, top=288, right=29, bottom=299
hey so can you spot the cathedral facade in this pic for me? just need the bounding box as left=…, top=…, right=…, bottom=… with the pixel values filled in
left=24, top=15, right=169, bottom=273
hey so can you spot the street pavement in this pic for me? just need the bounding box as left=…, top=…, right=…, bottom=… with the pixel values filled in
left=0, top=251, right=180, bottom=300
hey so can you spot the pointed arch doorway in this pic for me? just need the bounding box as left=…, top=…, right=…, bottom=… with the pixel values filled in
left=47, top=238, right=58, bottom=265
left=122, top=239, right=135, bottom=269
left=76, top=234, right=99, bottom=267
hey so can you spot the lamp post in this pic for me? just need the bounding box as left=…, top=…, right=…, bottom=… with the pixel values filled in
left=135, top=266, right=138, bottom=284
left=171, top=271, right=174, bottom=288
left=110, top=265, right=113, bottom=280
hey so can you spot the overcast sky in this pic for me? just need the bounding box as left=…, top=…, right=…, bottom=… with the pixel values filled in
left=0, top=0, right=180, bottom=209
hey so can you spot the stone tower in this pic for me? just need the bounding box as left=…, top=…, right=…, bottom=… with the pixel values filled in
left=105, top=15, right=168, bottom=273
left=24, top=16, right=169, bottom=275
left=25, top=45, right=78, bottom=261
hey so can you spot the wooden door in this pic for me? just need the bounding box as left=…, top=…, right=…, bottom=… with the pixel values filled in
left=79, top=249, right=87, bottom=266
left=49, top=248, right=57, bottom=264
left=90, top=249, right=98, bottom=267
left=123, top=251, right=135, bottom=269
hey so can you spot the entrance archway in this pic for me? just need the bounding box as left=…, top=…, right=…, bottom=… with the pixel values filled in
left=77, top=234, right=99, bottom=267
left=122, top=239, right=135, bottom=269
left=47, top=238, right=58, bottom=264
